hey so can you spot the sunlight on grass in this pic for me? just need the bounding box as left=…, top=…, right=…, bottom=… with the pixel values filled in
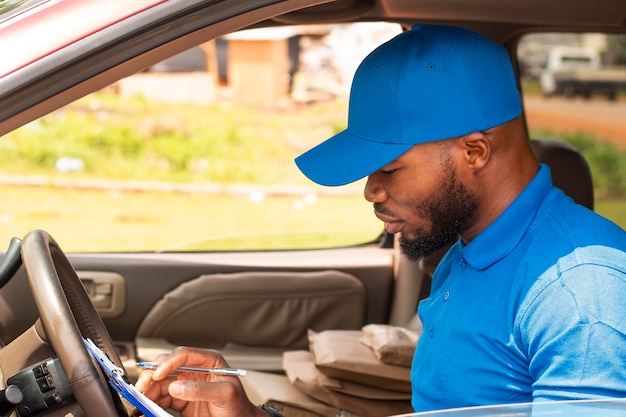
left=1, top=90, right=625, bottom=253
left=595, top=199, right=626, bottom=229
left=2, top=180, right=622, bottom=253
left=0, top=184, right=381, bottom=252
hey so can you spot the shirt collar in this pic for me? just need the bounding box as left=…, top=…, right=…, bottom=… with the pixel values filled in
left=461, top=164, right=553, bottom=270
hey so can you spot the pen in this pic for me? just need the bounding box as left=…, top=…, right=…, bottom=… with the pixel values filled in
left=137, top=362, right=247, bottom=377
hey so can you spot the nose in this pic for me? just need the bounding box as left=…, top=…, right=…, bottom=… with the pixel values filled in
left=364, top=172, right=388, bottom=203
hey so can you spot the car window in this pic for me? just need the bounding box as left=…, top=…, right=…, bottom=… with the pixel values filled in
left=0, top=0, right=45, bottom=20
left=0, top=0, right=27, bottom=15
left=3, top=26, right=622, bottom=253
left=517, top=32, right=626, bottom=230
left=0, top=22, right=401, bottom=252
left=399, top=397, right=626, bottom=416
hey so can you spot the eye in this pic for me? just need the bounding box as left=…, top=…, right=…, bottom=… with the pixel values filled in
left=381, top=168, right=398, bottom=175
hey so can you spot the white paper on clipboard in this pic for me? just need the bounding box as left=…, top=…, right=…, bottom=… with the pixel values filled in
left=83, top=338, right=173, bottom=417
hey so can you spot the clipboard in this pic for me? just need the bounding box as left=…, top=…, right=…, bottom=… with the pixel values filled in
left=83, top=337, right=174, bottom=417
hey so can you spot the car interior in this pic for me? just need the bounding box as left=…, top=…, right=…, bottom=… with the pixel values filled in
left=0, top=0, right=623, bottom=416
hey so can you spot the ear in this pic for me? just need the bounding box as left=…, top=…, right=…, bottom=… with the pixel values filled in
left=458, top=131, right=490, bottom=171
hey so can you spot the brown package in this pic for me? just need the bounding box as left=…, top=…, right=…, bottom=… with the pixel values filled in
left=359, top=324, right=420, bottom=367
left=241, top=370, right=340, bottom=417
left=309, top=330, right=411, bottom=393
left=283, top=350, right=413, bottom=417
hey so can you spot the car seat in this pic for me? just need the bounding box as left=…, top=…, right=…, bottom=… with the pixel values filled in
left=529, top=137, right=594, bottom=210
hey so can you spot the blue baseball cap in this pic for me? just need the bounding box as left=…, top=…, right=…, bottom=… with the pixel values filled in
left=295, top=23, right=522, bottom=186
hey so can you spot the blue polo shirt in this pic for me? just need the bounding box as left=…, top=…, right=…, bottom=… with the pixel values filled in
left=411, top=164, right=626, bottom=412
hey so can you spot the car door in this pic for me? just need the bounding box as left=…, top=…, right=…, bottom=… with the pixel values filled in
left=0, top=0, right=410, bottom=382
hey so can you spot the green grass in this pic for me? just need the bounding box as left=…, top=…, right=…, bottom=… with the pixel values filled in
left=0, top=183, right=380, bottom=252
left=0, top=179, right=621, bottom=252
left=528, top=127, right=626, bottom=228
left=0, top=91, right=624, bottom=251
left=0, top=93, right=347, bottom=185
left=528, top=128, right=626, bottom=199
left=595, top=199, right=626, bottom=230
left=554, top=132, right=626, bottom=198
left=0, top=93, right=379, bottom=251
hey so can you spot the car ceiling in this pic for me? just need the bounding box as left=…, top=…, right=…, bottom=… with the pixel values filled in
left=274, top=0, right=626, bottom=30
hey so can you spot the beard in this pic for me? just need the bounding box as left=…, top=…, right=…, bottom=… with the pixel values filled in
left=398, top=169, right=478, bottom=261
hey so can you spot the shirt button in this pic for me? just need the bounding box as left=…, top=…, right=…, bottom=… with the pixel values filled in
left=460, top=259, right=467, bottom=268
left=429, top=328, right=435, bottom=338
left=444, top=291, right=450, bottom=301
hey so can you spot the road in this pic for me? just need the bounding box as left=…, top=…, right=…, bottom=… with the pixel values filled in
left=524, top=95, right=626, bottom=151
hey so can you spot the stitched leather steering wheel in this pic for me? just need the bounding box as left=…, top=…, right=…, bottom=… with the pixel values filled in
left=20, top=229, right=127, bottom=417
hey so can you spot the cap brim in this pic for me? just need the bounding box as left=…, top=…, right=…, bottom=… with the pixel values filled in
left=295, top=130, right=413, bottom=186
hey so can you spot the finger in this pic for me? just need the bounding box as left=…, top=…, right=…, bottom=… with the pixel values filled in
left=135, top=369, right=155, bottom=392
left=169, top=380, right=238, bottom=403
left=145, top=383, right=176, bottom=411
left=169, top=380, right=262, bottom=417
left=152, top=347, right=230, bottom=380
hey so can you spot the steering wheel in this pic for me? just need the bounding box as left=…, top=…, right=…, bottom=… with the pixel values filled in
left=17, top=230, right=127, bottom=416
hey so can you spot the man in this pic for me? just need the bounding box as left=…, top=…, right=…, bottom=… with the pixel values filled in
left=136, top=24, right=626, bottom=416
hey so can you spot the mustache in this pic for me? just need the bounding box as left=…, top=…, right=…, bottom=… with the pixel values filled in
left=373, top=203, right=396, bottom=218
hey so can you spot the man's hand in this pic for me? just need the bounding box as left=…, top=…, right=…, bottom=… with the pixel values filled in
left=135, top=346, right=267, bottom=417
